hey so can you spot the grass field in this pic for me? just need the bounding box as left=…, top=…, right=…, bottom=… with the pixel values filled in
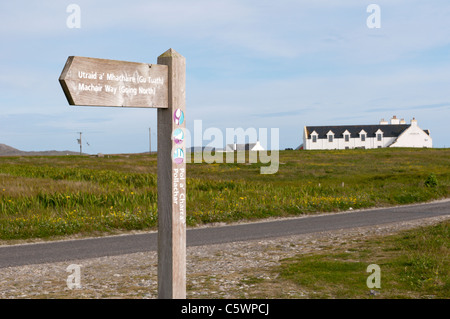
left=271, top=220, right=449, bottom=299
left=0, top=148, right=449, bottom=240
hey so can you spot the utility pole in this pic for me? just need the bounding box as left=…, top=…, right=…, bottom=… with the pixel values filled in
left=77, top=132, right=82, bottom=155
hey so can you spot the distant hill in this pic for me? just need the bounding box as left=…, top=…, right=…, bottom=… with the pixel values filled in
left=0, top=143, right=81, bottom=156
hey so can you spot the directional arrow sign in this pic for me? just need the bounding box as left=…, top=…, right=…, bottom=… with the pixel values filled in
left=59, top=56, right=169, bottom=108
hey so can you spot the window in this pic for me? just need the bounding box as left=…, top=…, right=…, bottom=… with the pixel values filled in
left=327, top=130, right=334, bottom=143
left=345, top=134, right=350, bottom=142
left=359, top=130, right=367, bottom=142
left=377, top=133, right=382, bottom=141
left=312, top=135, right=317, bottom=143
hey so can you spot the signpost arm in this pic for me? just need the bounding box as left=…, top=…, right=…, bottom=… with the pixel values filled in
left=157, top=49, right=186, bottom=299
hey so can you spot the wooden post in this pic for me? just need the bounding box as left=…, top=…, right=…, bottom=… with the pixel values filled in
left=157, top=49, right=186, bottom=299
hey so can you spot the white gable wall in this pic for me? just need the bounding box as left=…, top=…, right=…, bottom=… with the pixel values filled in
left=389, top=122, right=432, bottom=148
left=250, top=141, right=265, bottom=151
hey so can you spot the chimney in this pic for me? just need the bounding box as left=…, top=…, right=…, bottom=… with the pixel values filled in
left=390, top=115, right=400, bottom=125
left=411, top=117, right=417, bottom=126
left=379, top=118, right=388, bottom=125
left=400, top=118, right=406, bottom=124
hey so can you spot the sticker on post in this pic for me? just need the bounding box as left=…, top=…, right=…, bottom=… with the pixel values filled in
left=172, top=128, right=185, bottom=144
left=173, top=148, right=185, bottom=164
left=174, top=109, right=184, bottom=125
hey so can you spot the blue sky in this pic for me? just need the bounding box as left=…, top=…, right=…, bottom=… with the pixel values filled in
left=1, top=0, right=449, bottom=154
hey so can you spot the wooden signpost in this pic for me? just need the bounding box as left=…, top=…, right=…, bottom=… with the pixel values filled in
left=59, top=56, right=169, bottom=108
left=59, top=49, right=187, bottom=299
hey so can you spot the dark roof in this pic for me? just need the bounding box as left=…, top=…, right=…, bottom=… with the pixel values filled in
left=305, top=124, right=411, bottom=139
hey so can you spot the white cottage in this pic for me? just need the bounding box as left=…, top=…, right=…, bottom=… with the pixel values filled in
left=303, top=116, right=432, bottom=150
left=224, top=141, right=265, bottom=152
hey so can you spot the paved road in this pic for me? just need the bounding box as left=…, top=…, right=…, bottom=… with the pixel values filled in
left=1, top=200, right=449, bottom=268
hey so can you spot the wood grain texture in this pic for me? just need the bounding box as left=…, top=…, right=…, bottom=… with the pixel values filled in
left=157, top=49, right=186, bottom=299
left=59, top=56, right=168, bottom=108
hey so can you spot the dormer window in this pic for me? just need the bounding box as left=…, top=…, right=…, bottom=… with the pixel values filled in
left=375, top=129, right=384, bottom=142
left=359, top=130, right=367, bottom=142
left=311, top=131, right=318, bottom=143
left=343, top=130, right=351, bottom=142
left=327, top=130, right=334, bottom=143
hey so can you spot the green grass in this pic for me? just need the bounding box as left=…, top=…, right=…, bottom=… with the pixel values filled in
left=274, top=221, right=449, bottom=298
left=0, top=148, right=449, bottom=240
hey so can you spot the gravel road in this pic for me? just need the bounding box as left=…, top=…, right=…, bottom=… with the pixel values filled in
left=0, top=213, right=448, bottom=299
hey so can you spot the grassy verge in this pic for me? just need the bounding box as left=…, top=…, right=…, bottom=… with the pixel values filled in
left=0, top=148, right=449, bottom=240
left=265, top=221, right=449, bottom=299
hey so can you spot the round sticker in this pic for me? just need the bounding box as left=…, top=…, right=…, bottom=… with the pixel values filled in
left=173, top=148, right=185, bottom=164
left=174, top=109, right=184, bottom=125
left=172, top=128, right=184, bottom=144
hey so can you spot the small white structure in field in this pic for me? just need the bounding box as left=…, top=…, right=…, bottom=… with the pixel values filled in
left=225, top=141, right=265, bottom=152
left=303, top=116, right=432, bottom=150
